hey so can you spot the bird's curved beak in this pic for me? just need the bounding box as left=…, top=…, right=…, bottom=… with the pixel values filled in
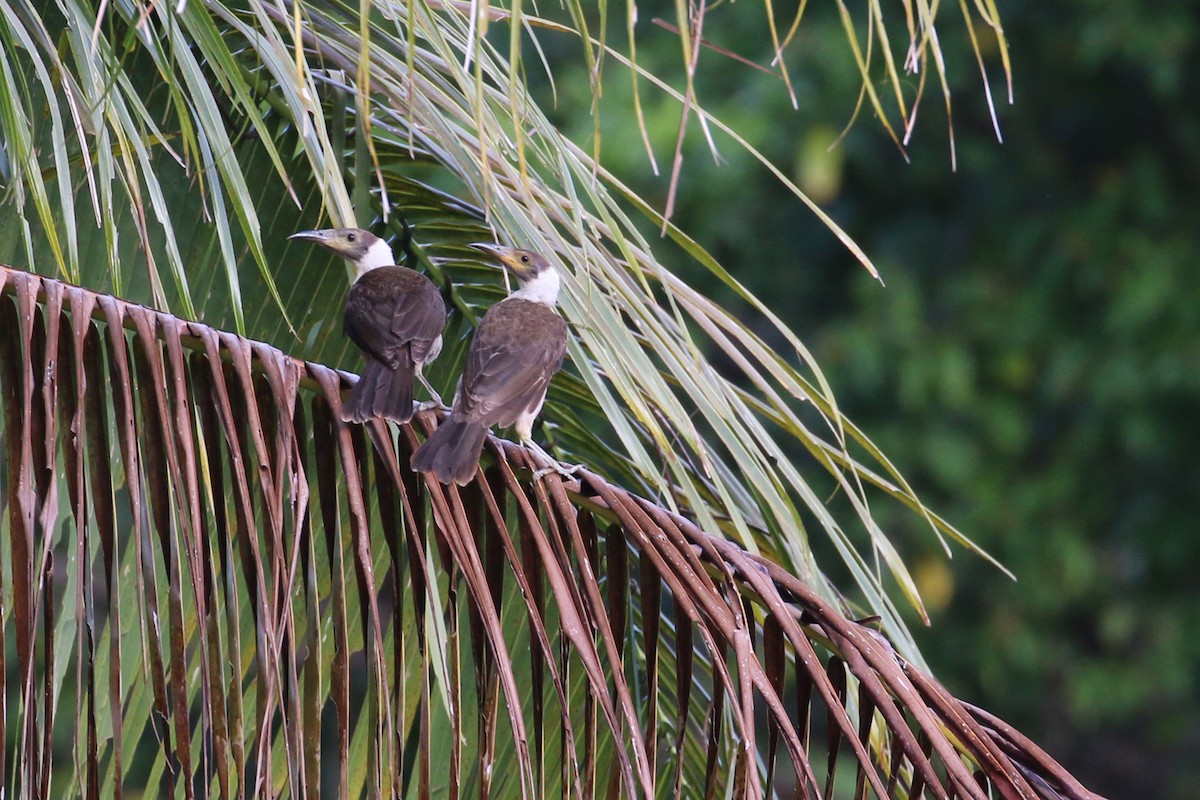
left=291, top=229, right=346, bottom=256
left=470, top=242, right=534, bottom=279
left=469, top=242, right=506, bottom=260
left=289, top=229, right=331, bottom=243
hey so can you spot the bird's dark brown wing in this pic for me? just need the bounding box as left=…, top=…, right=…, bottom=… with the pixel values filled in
left=459, top=299, right=567, bottom=428
left=343, top=266, right=445, bottom=367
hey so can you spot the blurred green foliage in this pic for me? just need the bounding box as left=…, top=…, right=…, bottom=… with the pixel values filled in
left=529, top=0, right=1200, bottom=796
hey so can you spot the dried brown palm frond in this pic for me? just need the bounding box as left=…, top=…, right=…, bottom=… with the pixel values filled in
left=0, top=266, right=1101, bottom=798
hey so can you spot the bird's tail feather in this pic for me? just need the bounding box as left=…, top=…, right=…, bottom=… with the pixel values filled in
left=410, top=417, right=488, bottom=485
left=342, top=359, right=415, bottom=423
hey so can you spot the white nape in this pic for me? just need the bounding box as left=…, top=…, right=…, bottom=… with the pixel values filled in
left=352, top=238, right=397, bottom=280
left=511, top=266, right=560, bottom=306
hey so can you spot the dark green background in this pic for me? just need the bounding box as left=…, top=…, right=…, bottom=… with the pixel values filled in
left=535, top=1, right=1200, bottom=796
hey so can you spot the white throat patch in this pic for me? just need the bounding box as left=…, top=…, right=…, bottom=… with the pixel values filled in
left=511, top=267, right=560, bottom=306
left=350, top=238, right=397, bottom=282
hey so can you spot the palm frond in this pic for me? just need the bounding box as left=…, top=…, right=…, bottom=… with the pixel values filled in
left=0, top=0, right=1012, bottom=677
left=0, top=265, right=1101, bottom=799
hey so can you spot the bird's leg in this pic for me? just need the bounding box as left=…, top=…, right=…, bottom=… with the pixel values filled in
left=415, top=371, right=448, bottom=411
left=520, top=436, right=581, bottom=481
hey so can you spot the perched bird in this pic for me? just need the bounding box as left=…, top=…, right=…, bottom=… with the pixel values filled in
left=289, top=227, right=446, bottom=423
left=411, top=243, right=570, bottom=484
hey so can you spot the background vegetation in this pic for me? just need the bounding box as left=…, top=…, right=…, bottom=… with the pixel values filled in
left=532, top=1, right=1199, bottom=797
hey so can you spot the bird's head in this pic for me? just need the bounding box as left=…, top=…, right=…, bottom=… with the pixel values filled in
left=471, top=243, right=560, bottom=305
left=469, top=243, right=551, bottom=282
left=290, top=228, right=395, bottom=277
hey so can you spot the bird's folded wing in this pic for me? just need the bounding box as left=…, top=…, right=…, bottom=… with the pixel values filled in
left=344, top=267, right=445, bottom=364
left=461, top=302, right=567, bottom=427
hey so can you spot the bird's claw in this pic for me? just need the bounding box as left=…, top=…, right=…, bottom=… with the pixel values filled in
left=521, top=439, right=580, bottom=481
left=416, top=399, right=450, bottom=414
left=532, top=462, right=582, bottom=481
left=416, top=375, right=447, bottom=410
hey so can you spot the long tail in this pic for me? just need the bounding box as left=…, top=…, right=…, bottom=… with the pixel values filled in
left=341, top=358, right=415, bottom=423
left=410, top=416, right=488, bottom=485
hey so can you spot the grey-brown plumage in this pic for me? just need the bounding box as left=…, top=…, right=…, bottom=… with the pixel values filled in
left=412, top=244, right=567, bottom=485
left=289, top=227, right=445, bottom=423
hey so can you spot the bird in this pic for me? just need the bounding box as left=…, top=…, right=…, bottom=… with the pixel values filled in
left=411, top=243, right=571, bottom=485
left=289, top=227, right=446, bottom=423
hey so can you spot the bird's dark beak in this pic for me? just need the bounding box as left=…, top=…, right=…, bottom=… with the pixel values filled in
left=290, top=229, right=344, bottom=255
left=469, top=242, right=505, bottom=260
left=289, top=229, right=330, bottom=243
left=470, top=242, right=534, bottom=279
left=290, top=229, right=333, bottom=247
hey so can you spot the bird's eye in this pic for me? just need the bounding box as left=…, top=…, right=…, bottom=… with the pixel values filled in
left=520, top=254, right=530, bottom=263
left=347, top=232, right=357, bottom=242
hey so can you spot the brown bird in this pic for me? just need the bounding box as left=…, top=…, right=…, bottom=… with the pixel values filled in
left=411, top=243, right=570, bottom=484
left=290, top=227, right=446, bottom=423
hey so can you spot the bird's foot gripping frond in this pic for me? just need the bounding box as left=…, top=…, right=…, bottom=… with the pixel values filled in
left=416, top=399, right=448, bottom=414
left=416, top=374, right=448, bottom=409
left=533, top=463, right=582, bottom=481
left=520, top=438, right=582, bottom=481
